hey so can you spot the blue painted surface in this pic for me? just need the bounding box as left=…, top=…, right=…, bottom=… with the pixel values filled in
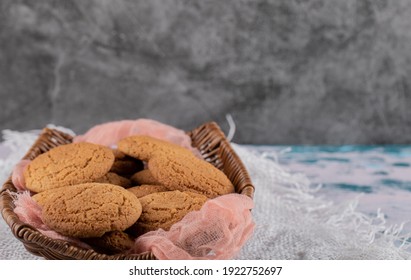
left=251, top=145, right=411, bottom=189
left=248, top=145, right=411, bottom=233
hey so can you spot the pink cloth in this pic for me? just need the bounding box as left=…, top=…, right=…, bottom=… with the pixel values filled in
left=130, top=194, right=255, bottom=259
left=11, top=160, right=30, bottom=192
left=73, top=119, right=200, bottom=157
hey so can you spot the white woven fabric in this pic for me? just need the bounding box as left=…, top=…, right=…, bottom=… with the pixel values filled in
left=0, top=128, right=410, bottom=260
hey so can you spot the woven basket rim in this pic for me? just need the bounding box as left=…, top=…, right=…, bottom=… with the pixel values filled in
left=0, top=121, right=254, bottom=260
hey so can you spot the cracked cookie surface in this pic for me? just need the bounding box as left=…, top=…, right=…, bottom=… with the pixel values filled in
left=95, top=172, right=132, bottom=188
left=130, top=169, right=159, bottom=185
left=130, top=190, right=207, bottom=235
left=41, top=183, right=142, bottom=238
left=24, top=142, right=115, bottom=193
left=118, top=135, right=192, bottom=161
left=128, top=184, right=169, bottom=198
left=119, top=135, right=234, bottom=198
left=149, top=152, right=235, bottom=198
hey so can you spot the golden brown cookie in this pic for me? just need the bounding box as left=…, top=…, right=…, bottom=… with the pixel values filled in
left=149, top=152, right=235, bottom=198
left=32, top=187, right=61, bottom=207
left=128, top=184, right=169, bottom=198
left=129, top=190, right=207, bottom=235
left=95, top=172, right=132, bottom=188
left=83, top=231, right=135, bottom=254
left=41, top=183, right=142, bottom=238
left=118, top=135, right=192, bottom=161
left=130, top=169, right=159, bottom=185
left=33, top=175, right=132, bottom=204
left=24, top=142, right=115, bottom=193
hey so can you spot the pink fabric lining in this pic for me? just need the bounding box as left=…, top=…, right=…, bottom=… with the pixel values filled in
left=130, top=194, right=255, bottom=259
left=11, top=159, right=30, bottom=192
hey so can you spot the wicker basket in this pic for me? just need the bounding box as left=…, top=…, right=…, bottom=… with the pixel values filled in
left=0, top=122, right=254, bottom=260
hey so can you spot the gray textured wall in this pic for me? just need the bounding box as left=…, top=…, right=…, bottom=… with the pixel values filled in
left=1, top=0, right=411, bottom=144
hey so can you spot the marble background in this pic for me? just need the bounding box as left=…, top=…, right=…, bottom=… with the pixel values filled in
left=1, top=0, right=411, bottom=144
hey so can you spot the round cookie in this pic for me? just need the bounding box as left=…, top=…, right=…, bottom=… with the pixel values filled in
left=130, top=190, right=207, bottom=235
left=128, top=184, right=169, bottom=198
left=83, top=231, right=135, bottom=254
left=130, top=169, right=159, bottom=185
left=95, top=172, right=132, bottom=188
left=41, top=183, right=142, bottom=238
left=32, top=187, right=62, bottom=207
left=149, top=152, right=235, bottom=198
left=24, top=142, right=115, bottom=193
left=119, top=135, right=234, bottom=198
left=118, top=135, right=193, bottom=161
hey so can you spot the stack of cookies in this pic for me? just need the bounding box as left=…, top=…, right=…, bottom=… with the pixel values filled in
left=24, top=135, right=235, bottom=254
